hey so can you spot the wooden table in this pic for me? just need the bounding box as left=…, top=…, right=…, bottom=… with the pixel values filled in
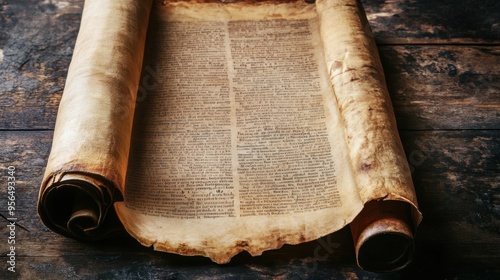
left=0, top=0, right=498, bottom=279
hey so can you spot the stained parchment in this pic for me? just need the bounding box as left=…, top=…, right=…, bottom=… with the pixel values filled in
left=38, top=0, right=421, bottom=272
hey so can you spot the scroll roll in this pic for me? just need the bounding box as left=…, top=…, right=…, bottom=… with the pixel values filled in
left=317, top=0, right=421, bottom=271
left=37, top=0, right=152, bottom=240
left=38, top=173, right=121, bottom=240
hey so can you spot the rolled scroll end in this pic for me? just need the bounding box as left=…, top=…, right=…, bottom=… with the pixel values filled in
left=350, top=200, right=415, bottom=272
left=38, top=173, right=123, bottom=241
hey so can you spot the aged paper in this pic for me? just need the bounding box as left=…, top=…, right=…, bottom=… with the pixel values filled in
left=38, top=0, right=152, bottom=239
left=38, top=0, right=422, bottom=272
left=116, top=0, right=361, bottom=264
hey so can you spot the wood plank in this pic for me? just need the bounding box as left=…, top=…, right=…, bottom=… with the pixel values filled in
left=0, top=129, right=498, bottom=278
left=1, top=1, right=499, bottom=131
left=361, top=0, right=500, bottom=44
left=0, top=0, right=499, bottom=278
left=2, top=0, right=497, bottom=45
left=382, top=46, right=500, bottom=130
left=3, top=253, right=500, bottom=279
left=1, top=44, right=499, bottom=130
left=0, top=0, right=80, bottom=130
left=399, top=130, right=500, bottom=270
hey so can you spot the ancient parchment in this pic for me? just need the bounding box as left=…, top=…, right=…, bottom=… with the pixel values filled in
left=38, top=0, right=421, bottom=272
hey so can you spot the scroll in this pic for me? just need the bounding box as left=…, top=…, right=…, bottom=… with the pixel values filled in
left=38, top=0, right=422, bottom=272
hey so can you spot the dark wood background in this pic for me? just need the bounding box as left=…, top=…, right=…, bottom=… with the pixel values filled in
left=0, top=0, right=499, bottom=279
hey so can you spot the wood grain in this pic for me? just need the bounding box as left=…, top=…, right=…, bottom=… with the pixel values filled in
left=0, top=130, right=498, bottom=278
left=361, top=0, right=500, bottom=44
left=383, top=46, right=500, bottom=130
left=1, top=2, right=498, bottom=130
left=0, top=0, right=498, bottom=278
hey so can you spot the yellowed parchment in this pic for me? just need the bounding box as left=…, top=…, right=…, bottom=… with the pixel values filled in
left=38, top=0, right=152, bottom=239
left=38, top=0, right=421, bottom=272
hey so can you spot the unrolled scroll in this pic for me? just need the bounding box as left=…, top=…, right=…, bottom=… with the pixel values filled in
left=38, top=0, right=422, bottom=272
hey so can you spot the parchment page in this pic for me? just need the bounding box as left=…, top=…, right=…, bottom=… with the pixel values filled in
left=37, top=0, right=422, bottom=272
left=114, top=0, right=364, bottom=264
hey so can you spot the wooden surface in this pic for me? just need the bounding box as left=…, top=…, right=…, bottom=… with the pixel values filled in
left=0, top=0, right=499, bottom=279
